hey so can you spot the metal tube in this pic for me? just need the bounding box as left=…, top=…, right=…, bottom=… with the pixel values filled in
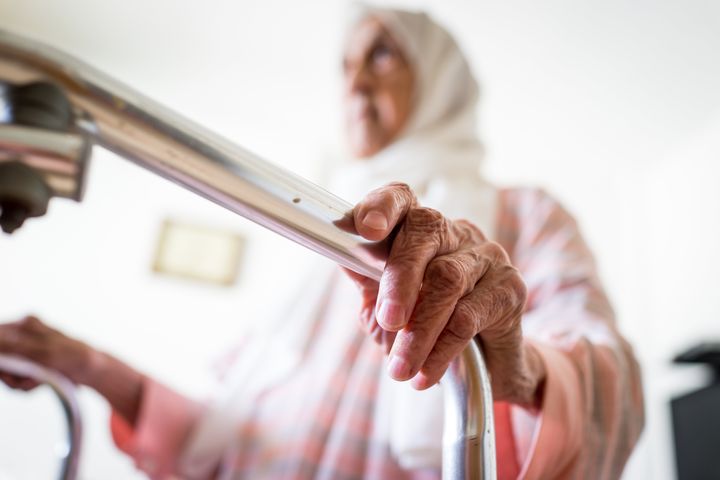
left=0, top=28, right=496, bottom=479
left=0, top=354, right=82, bottom=480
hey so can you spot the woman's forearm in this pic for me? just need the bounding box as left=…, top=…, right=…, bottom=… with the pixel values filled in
left=82, top=350, right=144, bottom=426
left=521, top=341, right=547, bottom=410
left=0, top=317, right=145, bottom=426
left=498, top=340, right=548, bottom=410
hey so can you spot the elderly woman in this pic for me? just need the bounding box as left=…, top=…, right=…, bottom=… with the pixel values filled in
left=0, top=5, right=643, bottom=479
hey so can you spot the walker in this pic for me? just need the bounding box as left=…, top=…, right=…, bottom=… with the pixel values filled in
left=0, top=354, right=81, bottom=480
left=0, top=28, right=496, bottom=479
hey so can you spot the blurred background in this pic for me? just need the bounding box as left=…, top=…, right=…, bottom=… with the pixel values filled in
left=1, top=0, right=719, bottom=478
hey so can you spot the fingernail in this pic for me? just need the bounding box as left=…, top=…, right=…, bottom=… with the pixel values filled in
left=388, top=355, right=411, bottom=380
left=362, top=210, right=388, bottom=231
left=376, top=301, right=406, bottom=330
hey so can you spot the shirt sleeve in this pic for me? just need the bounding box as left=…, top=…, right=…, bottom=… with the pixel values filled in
left=110, top=377, right=204, bottom=479
left=498, top=188, right=644, bottom=479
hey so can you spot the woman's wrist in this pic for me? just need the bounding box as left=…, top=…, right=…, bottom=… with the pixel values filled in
left=496, top=340, right=548, bottom=410
left=81, top=349, right=145, bottom=426
left=519, top=341, right=547, bottom=411
left=71, top=343, right=103, bottom=385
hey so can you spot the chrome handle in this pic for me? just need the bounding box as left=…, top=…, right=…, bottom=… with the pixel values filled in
left=0, top=354, right=82, bottom=480
left=0, top=28, right=496, bottom=479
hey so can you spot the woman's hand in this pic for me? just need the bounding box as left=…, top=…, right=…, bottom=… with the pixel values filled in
left=347, top=183, right=546, bottom=408
left=0, top=316, right=94, bottom=387
left=0, top=316, right=143, bottom=424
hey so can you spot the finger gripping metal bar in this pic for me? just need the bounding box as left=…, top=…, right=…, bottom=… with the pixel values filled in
left=0, top=29, right=496, bottom=479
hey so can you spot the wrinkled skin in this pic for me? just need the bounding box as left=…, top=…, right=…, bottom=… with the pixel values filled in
left=346, top=183, right=546, bottom=407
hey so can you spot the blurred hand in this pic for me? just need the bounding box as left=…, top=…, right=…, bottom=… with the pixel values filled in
left=0, top=315, right=144, bottom=424
left=347, top=183, right=545, bottom=407
left=0, top=316, right=93, bottom=390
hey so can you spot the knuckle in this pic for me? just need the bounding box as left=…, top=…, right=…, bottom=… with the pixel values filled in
left=506, top=268, right=528, bottom=309
left=485, top=241, right=507, bottom=262
left=447, top=305, right=478, bottom=340
left=426, top=256, right=466, bottom=292
left=406, top=207, right=448, bottom=244
left=19, top=316, right=43, bottom=333
left=493, top=286, right=515, bottom=314
left=373, top=186, right=395, bottom=205
left=387, top=182, right=415, bottom=204
left=454, top=300, right=479, bottom=324
left=494, top=267, right=527, bottom=316
left=19, top=316, right=36, bottom=327
left=454, top=220, right=485, bottom=243
left=408, top=207, right=444, bottom=228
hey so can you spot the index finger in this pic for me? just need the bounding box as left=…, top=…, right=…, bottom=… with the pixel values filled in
left=352, top=182, right=417, bottom=241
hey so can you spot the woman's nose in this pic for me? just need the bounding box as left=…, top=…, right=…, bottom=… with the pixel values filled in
left=346, top=63, right=374, bottom=95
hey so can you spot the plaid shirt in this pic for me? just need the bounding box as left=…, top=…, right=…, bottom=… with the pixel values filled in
left=111, top=187, right=644, bottom=479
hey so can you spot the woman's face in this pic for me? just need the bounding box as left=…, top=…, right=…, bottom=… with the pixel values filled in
left=342, top=17, right=415, bottom=158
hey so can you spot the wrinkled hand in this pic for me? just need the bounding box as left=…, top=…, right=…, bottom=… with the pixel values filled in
left=0, top=316, right=93, bottom=390
left=347, top=183, right=545, bottom=407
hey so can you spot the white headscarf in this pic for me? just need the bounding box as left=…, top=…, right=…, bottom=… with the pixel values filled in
left=332, top=4, right=498, bottom=471
left=330, top=4, right=494, bottom=216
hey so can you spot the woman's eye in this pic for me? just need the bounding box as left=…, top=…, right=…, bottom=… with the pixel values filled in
left=370, top=45, right=396, bottom=70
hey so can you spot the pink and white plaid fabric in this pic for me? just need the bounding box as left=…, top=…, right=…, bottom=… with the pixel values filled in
left=111, top=187, right=644, bottom=479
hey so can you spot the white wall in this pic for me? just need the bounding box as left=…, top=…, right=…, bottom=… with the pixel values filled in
left=0, top=0, right=719, bottom=478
